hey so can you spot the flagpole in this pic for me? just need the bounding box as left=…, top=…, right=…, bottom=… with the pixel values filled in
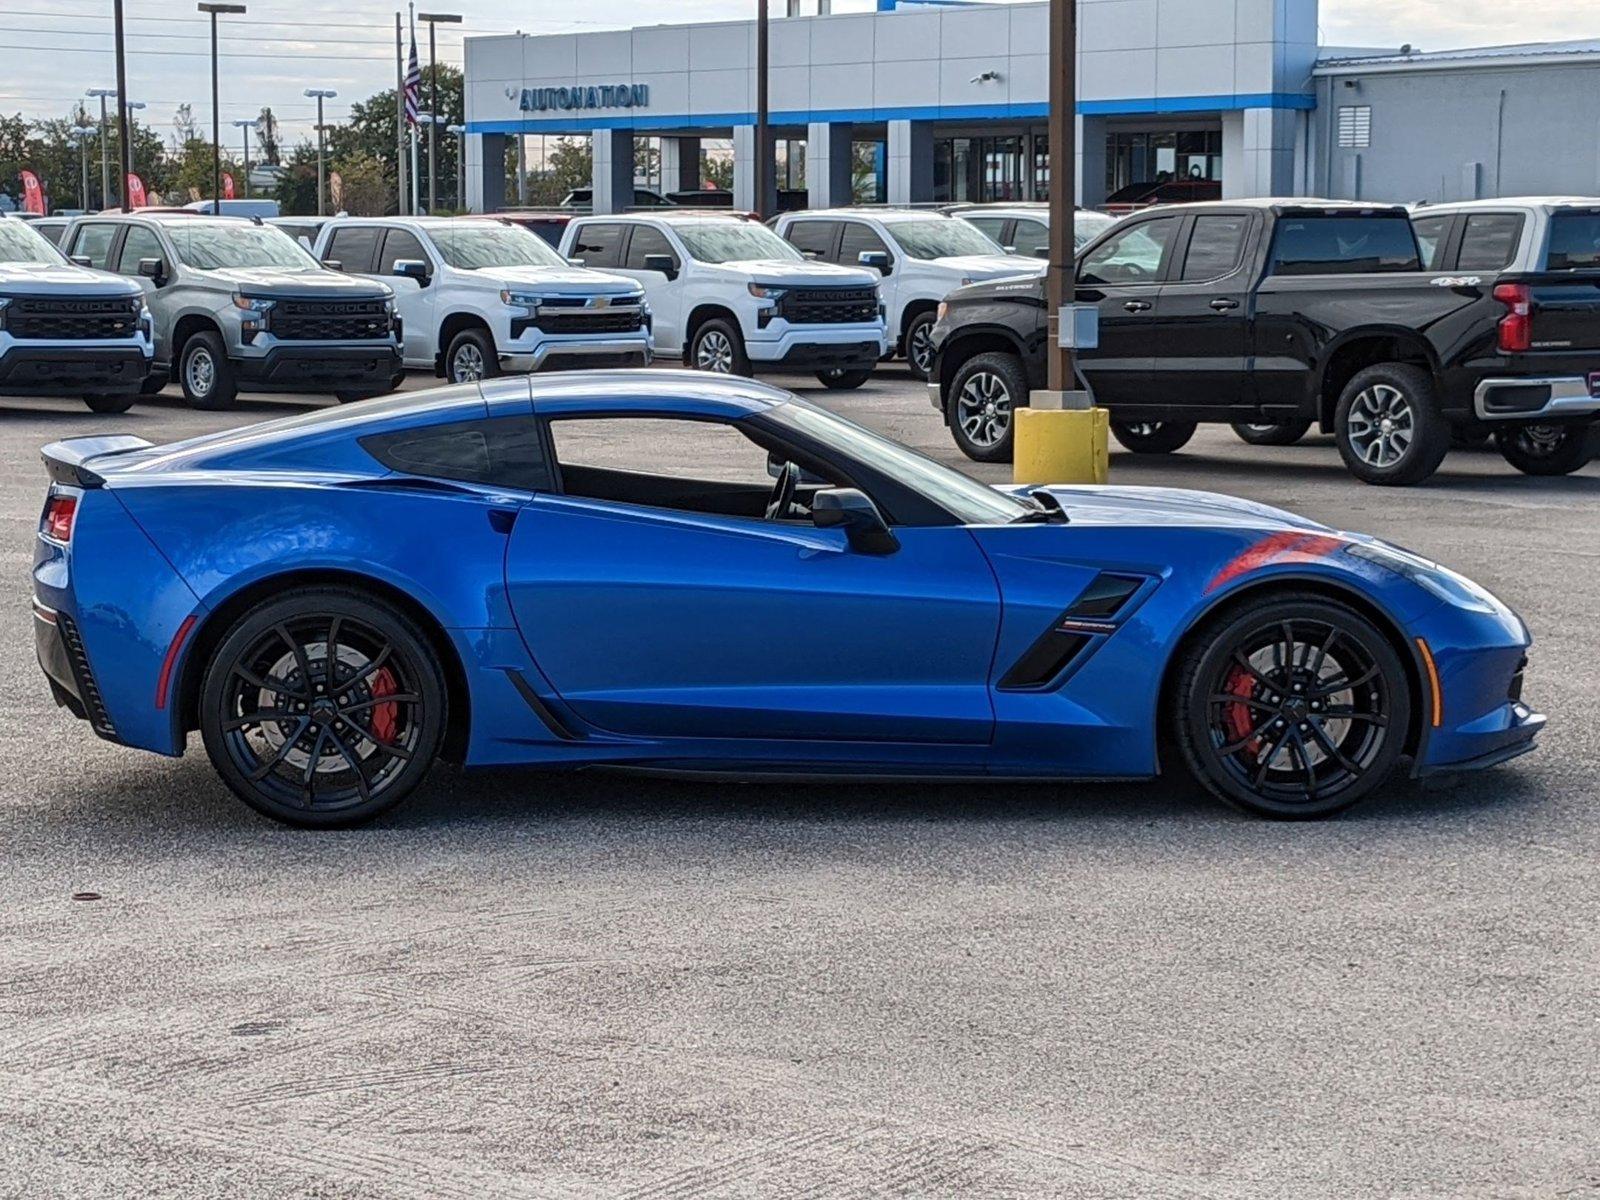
left=408, top=4, right=421, bottom=214
left=395, top=11, right=407, bottom=215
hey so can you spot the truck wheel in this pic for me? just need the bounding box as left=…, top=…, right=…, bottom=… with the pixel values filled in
left=445, top=329, right=498, bottom=384
left=690, top=318, right=751, bottom=376
left=179, top=330, right=238, bottom=410
left=1494, top=423, right=1598, bottom=476
left=1110, top=419, right=1197, bottom=455
left=139, top=373, right=168, bottom=396
left=1231, top=418, right=1311, bottom=446
left=1334, top=364, right=1449, bottom=486
left=902, top=311, right=938, bottom=381
left=949, top=351, right=1029, bottom=464
left=814, top=368, right=872, bottom=390
left=82, top=392, right=136, bottom=414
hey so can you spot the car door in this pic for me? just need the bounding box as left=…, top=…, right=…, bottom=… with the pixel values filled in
left=615, top=224, right=686, bottom=352
left=836, top=221, right=899, bottom=334
left=783, top=218, right=841, bottom=264
left=502, top=410, right=1000, bottom=750
left=111, top=223, right=172, bottom=361
left=365, top=227, right=434, bottom=367
left=1074, top=214, right=1181, bottom=407
left=1143, top=211, right=1257, bottom=415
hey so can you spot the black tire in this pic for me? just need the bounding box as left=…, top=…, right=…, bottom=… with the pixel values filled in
left=689, top=318, right=751, bottom=376
left=902, top=310, right=938, bottom=381
left=1231, top=418, right=1311, bottom=446
left=1334, top=363, right=1450, bottom=486
left=444, top=328, right=498, bottom=384
left=82, top=392, right=136, bottom=414
left=1493, top=423, right=1598, bottom=476
left=139, top=374, right=168, bottom=396
left=178, top=329, right=238, bottom=411
left=948, top=351, right=1029, bottom=464
left=198, top=587, right=447, bottom=828
left=1173, top=595, right=1412, bottom=820
left=1110, top=419, right=1198, bottom=455
left=813, top=368, right=872, bottom=390
left=1451, top=427, right=1491, bottom=449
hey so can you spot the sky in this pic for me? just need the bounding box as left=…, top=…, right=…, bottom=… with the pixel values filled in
left=1, top=0, right=1596, bottom=147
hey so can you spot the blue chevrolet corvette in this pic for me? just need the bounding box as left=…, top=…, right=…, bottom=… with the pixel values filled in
left=35, top=371, right=1543, bottom=827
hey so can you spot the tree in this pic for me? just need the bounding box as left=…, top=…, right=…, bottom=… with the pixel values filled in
left=327, top=63, right=461, bottom=212
left=332, top=151, right=390, bottom=216
left=272, top=139, right=321, bottom=215
left=257, top=106, right=281, bottom=166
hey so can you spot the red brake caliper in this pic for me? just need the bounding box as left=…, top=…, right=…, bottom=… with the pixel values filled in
left=1221, top=663, right=1259, bottom=753
left=368, top=667, right=399, bottom=744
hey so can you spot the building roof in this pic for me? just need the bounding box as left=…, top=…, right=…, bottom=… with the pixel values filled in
left=1318, top=38, right=1600, bottom=73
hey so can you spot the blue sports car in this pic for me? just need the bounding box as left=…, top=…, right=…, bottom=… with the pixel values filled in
left=35, top=372, right=1543, bottom=827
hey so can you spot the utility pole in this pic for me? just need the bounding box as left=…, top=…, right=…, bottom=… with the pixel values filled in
left=232, top=119, right=255, bottom=198
left=71, top=126, right=97, bottom=212
left=304, top=89, right=337, bottom=215
left=1044, top=0, right=1079, bottom=392
left=86, top=88, right=115, bottom=209
left=447, top=123, right=466, bottom=210
left=198, top=3, right=247, bottom=213
left=755, top=0, right=770, bottom=219
left=113, top=0, right=131, bottom=207
left=418, top=12, right=462, bottom=215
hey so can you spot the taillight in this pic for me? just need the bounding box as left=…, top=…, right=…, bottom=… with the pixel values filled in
left=1493, top=282, right=1532, bottom=353
left=42, top=493, right=77, bottom=543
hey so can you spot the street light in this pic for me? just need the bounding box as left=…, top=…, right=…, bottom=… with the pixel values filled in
left=198, top=3, right=247, bottom=214
left=417, top=12, right=462, bottom=216
left=446, top=123, right=466, bottom=211
left=232, top=118, right=256, bottom=199
left=303, top=88, right=337, bottom=216
left=71, top=125, right=98, bottom=212
left=1044, top=0, right=1079, bottom=395
left=86, top=88, right=116, bottom=210
left=755, top=0, right=770, bottom=219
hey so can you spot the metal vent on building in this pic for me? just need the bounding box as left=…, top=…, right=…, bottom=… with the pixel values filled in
left=1338, top=105, right=1372, bottom=149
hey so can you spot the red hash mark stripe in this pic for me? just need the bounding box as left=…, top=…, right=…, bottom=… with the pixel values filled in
left=1205, top=531, right=1346, bottom=594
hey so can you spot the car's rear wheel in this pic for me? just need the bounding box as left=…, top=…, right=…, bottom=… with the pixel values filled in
left=1110, top=419, right=1197, bottom=454
left=1231, top=418, right=1311, bottom=446
left=949, top=351, right=1028, bottom=463
left=690, top=318, right=751, bottom=376
left=199, top=588, right=446, bottom=828
left=1334, top=364, right=1449, bottom=486
left=1494, top=422, right=1597, bottom=476
left=814, top=368, right=872, bottom=390
left=1174, top=595, right=1411, bottom=819
left=445, top=329, right=498, bottom=384
left=902, top=311, right=938, bottom=381
left=82, top=392, right=136, bottom=414
left=179, top=330, right=238, bottom=410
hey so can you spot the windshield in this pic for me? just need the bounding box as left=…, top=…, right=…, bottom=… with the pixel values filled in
left=766, top=400, right=1031, bottom=526
left=888, top=218, right=1005, bottom=261
left=431, top=222, right=568, bottom=270
left=0, top=218, right=65, bottom=265
left=674, top=222, right=801, bottom=264
left=167, top=222, right=320, bottom=271
left=1547, top=213, right=1600, bottom=270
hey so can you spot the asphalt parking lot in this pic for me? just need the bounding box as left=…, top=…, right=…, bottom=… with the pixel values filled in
left=2, top=370, right=1597, bottom=1198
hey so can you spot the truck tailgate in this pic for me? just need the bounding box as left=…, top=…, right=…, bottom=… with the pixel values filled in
left=1511, top=271, right=1600, bottom=353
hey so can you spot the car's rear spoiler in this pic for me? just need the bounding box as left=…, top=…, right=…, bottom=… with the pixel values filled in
left=41, top=435, right=154, bottom=489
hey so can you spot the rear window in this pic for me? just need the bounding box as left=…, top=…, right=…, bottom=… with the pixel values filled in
left=1456, top=213, right=1523, bottom=271
left=1269, top=216, right=1421, bottom=275
left=1546, top=213, right=1600, bottom=270
left=361, top=418, right=552, bottom=492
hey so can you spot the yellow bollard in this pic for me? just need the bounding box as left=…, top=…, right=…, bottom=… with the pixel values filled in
left=1012, top=406, right=1109, bottom=485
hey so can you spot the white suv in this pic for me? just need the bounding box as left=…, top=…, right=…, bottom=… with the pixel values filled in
left=558, top=214, right=888, bottom=389
left=315, top=216, right=651, bottom=384
left=775, top=208, right=1043, bottom=380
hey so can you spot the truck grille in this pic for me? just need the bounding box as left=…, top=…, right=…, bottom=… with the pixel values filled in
left=272, top=298, right=392, bottom=341
left=6, top=295, right=143, bottom=341
left=777, top=287, right=879, bottom=325
left=531, top=306, right=645, bottom=335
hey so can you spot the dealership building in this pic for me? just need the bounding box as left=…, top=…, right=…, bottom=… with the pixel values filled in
left=461, top=1, right=1600, bottom=213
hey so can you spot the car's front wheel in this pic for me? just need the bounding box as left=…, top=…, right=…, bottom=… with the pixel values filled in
left=82, top=392, right=136, bottom=414
left=949, top=351, right=1028, bottom=463
left=1173, top=595, right=1411, bottom=819
left=1494, top=422, right=1597, bottom=476
left=1110, top=419, right=1197, bottom=455
left=445, top=328, right=498, bottom=384
left=902, top=311, right=938, bottom=381
left=179, top=330, right=238, bottom=410
left=1231, top=418, right=1311, bottom=446
left=199, top=588, right=447, bottom=828
left=690, top=318, right=751, bottom=376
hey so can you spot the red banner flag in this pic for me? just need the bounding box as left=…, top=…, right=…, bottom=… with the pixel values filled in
left=222, top=173, right=236, bottom=201
left=20, top=170, right=45, bottom=216
left=126, top=173, right=147, bottom=209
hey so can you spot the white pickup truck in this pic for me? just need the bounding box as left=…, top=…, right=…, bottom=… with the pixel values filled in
left=315, top=216, right=652, bottom=384
left=558, top=213, right=889, bottom=389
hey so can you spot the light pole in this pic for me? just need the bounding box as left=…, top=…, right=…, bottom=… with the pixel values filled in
left=198, top=3, right=247, bottom=214
left=304, top=89, right=337, bottom=216
left=232, top=119, right=256, bottom=199
left=417, top=12, right=462, bottom=217
left=86, top=88, right=116, bottom=209
left=1044, top=0, right=1079, bottom=393
left=113, top=0, right=131, bottom=208
left=71, top=125, right=97, bottom=211
left=755, top=0, right=770, bottom=218
left=123, top=100, right=146, bottom=205
left=446, top=123, right=465, bottom=211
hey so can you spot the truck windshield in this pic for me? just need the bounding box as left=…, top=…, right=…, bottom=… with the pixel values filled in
left=431, top=223, right=568, bottom=270
left=1269, top=216, right=1421, bottom=275
left=1547, top=213, right=1600, bottom=270
left=0, top=218, right=65, bottom=264
left=674, top=222, right=800, bottom=264
left=167, top=223, right=320, bottom=271
left=888, top=219, right=1004, bottom=260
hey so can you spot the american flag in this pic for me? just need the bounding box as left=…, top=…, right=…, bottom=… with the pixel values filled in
left=403, top=20, right=422, bottom=127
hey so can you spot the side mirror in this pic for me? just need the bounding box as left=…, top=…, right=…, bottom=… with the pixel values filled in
left=812, top=487, right=898, bottom=555
left=322, top=258, right=344, bottom=272
left=392, top=258, right=431, bottom=286
left=1002, top=244, right=1017, bottom=254
left=642, top=252, right=678, bottom=280
left=566, top=256, right=585, bottom=267
left=69, top=254, right=92, bottom=268
left=858, top=250, right=891, bottom=274
left=136, top=257, right=166, bottom=285
left=1033, top=246, right=1050, bottom=259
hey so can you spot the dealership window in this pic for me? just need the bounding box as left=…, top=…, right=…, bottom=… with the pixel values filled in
left=1337, top=106, right=1372, bottom=149
left=933, top=135, right=1029, bottom=204
left=1456, top=213, right=1523, bottom=271
left=1106, top=130, right=1222, bottom=195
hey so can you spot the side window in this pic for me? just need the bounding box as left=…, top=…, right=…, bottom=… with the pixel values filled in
left=838, top=222, right=891, bottom=268
left=1078, top=218, right=1178, bottom=286
left=377, top=228, right=430, bottom=275
left=70, top=223, right=119, bottom=269
left=114, top=226, right=165, bottom=276
left=1411, top=215, right=1452, bottom=270
left=1456, top=214, right=1523, bottom=272
left=623, top=225, right=678, bottom=270
left=570, top=224, right=625, bottom=268
left=360, top=418, right=552, bottom=492
left=1010, top=219, right=1049, bottom=258
left=785, top=220, right=839, bottom=261
left=1179, top=214, right=1250, bottom=282
left=324, top=226, right=381, bottom=274
left=963, top=216, right=1008, bottom=245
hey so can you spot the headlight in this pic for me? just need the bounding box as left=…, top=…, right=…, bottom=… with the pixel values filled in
left=232, top=293, right=275, bottom=314
left=500, top=289, right=542, bottom=309
left=936, top=301, right=948, bottom=323
left=747, top=283, right=786, bottom=301
left=1346, top=541, right=1505, bottom=614
left=0, top=296, right=12, bottom=330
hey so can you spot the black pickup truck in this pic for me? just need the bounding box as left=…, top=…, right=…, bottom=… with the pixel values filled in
left=926, top=199, right=1600, bottom=485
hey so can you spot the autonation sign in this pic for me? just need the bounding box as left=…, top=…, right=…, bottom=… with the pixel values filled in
left=518, top=83, right=650, bottom=113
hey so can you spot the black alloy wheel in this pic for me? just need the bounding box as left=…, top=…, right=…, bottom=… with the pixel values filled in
left=1175, top=597, right=1411, bottom=819
left=199, top=589, right=445, bottom=827
left=949, top=351, right=1029, bottom=463
left=1110, top=419, right=1198, bottom=455
left=1494, top=423, right=1598, bottom=476
left=903, top=310, right=938, bottom=380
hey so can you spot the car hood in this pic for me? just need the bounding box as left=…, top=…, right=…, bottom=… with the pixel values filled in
left=474, top=265, right=643, bottom=294
left=716, top=259, right=879, bottom=288
left=1008, top=484, right=1335, bottom=533
left=0, top=260, right=144, bottom=295
left=928, top=253, right=1047, bottom=280
left=203, top=267, right=393, bottom=298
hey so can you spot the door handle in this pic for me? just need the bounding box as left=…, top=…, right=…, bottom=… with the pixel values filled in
left=1209, top=298, right=1240, bottom=311
left=1123, top=300, right=1152, bottom=313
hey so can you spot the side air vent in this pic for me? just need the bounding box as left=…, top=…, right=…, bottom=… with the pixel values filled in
left=1067, top=573, right=1144, bottom=619
left=997, top=573, right=1149, bottom=691
left=56, top=612, right=117, bottom=739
